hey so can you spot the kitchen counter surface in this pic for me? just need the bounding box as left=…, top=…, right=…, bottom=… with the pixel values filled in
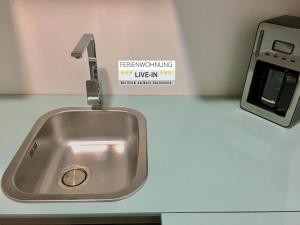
left=0, top=95, right=299, bottom=217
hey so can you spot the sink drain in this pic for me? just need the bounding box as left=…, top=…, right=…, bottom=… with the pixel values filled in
left=61, top=168, right=87, bottom=187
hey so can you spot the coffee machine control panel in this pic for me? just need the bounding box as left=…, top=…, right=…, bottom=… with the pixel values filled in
left=272, top=40, right=294, bottom=55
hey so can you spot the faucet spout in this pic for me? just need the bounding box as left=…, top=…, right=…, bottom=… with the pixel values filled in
left=71, top=33, right=103, bottom=107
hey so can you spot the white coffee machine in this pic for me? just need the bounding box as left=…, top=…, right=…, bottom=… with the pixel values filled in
left=241, top=15, right=300, bottom=127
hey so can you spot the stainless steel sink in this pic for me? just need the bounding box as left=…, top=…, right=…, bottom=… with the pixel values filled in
left=1, top=107, right=147, bottom=202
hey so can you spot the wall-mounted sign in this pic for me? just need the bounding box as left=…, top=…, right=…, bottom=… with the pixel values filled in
left=118, top=60, right=175, bottom=85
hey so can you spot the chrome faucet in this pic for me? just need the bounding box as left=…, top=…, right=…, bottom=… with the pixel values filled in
left=71, top=33, right=103, bottom=107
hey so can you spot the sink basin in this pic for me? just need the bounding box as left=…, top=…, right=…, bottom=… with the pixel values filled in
left=2, top=107, right=147, bottom=202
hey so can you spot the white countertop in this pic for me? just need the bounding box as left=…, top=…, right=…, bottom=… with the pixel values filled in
left=0, top=95, right=299, bottom=217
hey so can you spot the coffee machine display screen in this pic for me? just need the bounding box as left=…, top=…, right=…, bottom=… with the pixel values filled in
left=272, top=40, right=294, bottom=54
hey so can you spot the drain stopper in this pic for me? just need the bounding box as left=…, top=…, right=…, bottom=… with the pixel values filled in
left=61, top=168, right=87, bottom=187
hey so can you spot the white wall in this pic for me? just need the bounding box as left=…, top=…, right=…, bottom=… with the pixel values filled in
left=0, top=0, right=300, bottom=95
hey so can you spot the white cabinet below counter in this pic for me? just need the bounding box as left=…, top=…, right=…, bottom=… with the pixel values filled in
left=162, top=213, right=300, bottom=225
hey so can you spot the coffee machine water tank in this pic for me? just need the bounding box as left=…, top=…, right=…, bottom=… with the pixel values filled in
left=241, top=15, right=300, bottom=127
